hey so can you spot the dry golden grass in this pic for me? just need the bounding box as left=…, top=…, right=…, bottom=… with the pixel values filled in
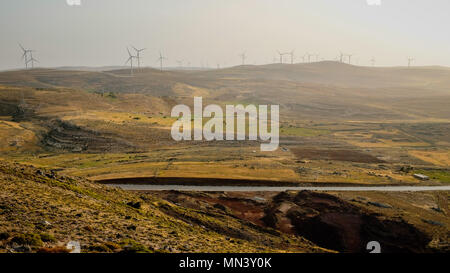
left=409, top=150, right=450, bottom=167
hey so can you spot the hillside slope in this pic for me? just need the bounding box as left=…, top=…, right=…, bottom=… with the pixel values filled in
left=0, top=161, right=327, bottom=253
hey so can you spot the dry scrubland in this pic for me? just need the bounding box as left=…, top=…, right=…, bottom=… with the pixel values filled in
left=0, top=62, right=449, bottom=252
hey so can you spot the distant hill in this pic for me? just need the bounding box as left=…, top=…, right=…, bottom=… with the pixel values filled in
left=0, top=62, right=449, bottom=121
left=193, top=61, right=450, bottom=89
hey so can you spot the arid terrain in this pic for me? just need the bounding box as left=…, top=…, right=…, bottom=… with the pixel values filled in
left=0, top=62, right=449, bottom=252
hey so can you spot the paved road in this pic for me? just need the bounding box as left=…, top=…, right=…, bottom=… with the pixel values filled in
left=106, top=184, right=450, bottom=192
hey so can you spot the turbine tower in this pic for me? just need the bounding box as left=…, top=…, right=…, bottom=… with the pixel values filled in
left=239, top=51, right=247, bottom=65
left=408, top=57, right=414, bottom=68
left=277, top=51, right=284, bottom=64
left=131, top=46, right=146, bottom=69
left=300, top=55, right=306, bottom=63
left=306, top=53, right=314, bottom=63
left=27, top=51, right=38, bottom=69
left=125, top=47, right=137, bottom=75
left=339, top=52, right=345, bottom=63
left=347, top=54, right=353, bottom=64
left=289, top=50, right=295, bottom=64
left=157, top=51, right=167, bottom=71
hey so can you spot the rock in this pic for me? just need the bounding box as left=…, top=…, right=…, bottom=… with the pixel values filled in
left=12, top=244, right=31, bottom=253
left=66, top=241, right=81, bottom=253
left=40, top=220, right=51, bottom=226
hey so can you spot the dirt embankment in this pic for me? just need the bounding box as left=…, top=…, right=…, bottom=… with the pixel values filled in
left=262, top=191, right=432, bottom=253
left=152, top=190, right=442, bottom=253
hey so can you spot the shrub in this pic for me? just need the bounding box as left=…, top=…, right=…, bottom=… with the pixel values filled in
left=0, top=232, right=10, bottom=240
left=120, top=239, right=152, bottom=253
left=39, top=233, right=56, bottom=242
left=10, top=233, right=43, bottom=247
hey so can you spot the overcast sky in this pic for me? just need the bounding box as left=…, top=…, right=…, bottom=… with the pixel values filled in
left=1, top=0, right=449, bottom=70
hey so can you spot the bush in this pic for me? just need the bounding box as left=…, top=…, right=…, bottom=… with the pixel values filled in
left=120, top=239, right=152, bottom=253
left=10, top=233, right=43, bottom=247
left=39, top=233, right=56, bottom=242
left=0, top=232, right=10, bottom=240
left=88, top=244, right=113, bottom=253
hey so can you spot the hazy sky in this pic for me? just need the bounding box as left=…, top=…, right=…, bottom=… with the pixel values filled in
left=1, top=0, right=449, bottom=70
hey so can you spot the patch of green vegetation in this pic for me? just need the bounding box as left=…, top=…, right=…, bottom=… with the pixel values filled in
left=119, top=239, right=153, bottom=253
left=417, top=169, right=450, bottom=183
left=88, top=243, right=116, bottom=253
left=39, top=233, right=56, bottom=242
left=280, top=126, right=329, bottom=137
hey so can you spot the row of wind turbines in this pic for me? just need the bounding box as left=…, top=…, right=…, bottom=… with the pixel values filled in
left=124, top=46, right=169, bottom=76
left=19, top=44, right=416, bottom=74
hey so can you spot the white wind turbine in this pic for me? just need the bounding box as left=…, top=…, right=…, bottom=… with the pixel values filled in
left=19, top=44, right=34, bottom=69
left=131, top=46, right=146, bottom=69
left=157, top=51, right=167, bottom=71
left=27, top=51, right=39, bottom=69
left=125, top=47, right=137, bottom=75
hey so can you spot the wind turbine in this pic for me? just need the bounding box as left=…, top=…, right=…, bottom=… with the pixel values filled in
left=289, top=50, right=295, bottom=64
left=131, top=46, right=146, bottom=69
left=19, top=44, right=33, bottom=69
left=239, top=51, right=247, bottom=65
left=339, top=52, right=345, bottom=63
left=157, top=51, right=167, bottom=71
left=408, top=57, right=414, bottom=68
left=306, top=53, right=314, bottom=63
left=300, top=54, right=306, bottom=63
left=347, top=54, right=353, bottom=64
left=27, top=51, right=38, bottom=69
left=277, top=51, right=285, bottom=64
left=125, top=47, right=137, bottom=75
left=176, top=60, right=183, bottom=68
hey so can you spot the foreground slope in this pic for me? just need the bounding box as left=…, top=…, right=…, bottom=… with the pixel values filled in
left=0, top=161, right=327, bottom=253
